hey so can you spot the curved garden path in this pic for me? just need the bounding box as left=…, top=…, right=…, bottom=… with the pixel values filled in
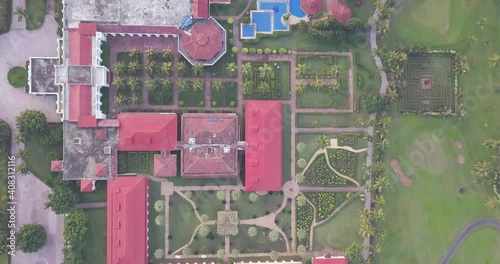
left=440, top=219, right=500, bottom=264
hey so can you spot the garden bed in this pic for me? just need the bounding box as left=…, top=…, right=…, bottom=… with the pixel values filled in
left=178, top=57, right=205, bottom=78
left=303, top=192, right=352, bottom=222
left=232, top=225, right=287, bottom=253
left=296, top=81, right=349, bottom=109
left=169, top=193, right=200, bottom=254
left=242, top=61, right=291, bottom=100
left=179, top=89, right=205, bottom=107
left=147, top=51, right=174, bottom=78
left=230, top=192, right=284, bottom=220
left=296, top=112, right=370, bottom=128
left=211, top=81, right=237, bottom=107
left=116, top=52, right=144, bottom=76
left=25, top=0, right=46, bottom=30
left=117, top=151, right=157, bottom=175
left=275, top=200, right=292, bottom=241
left=189, top=225, right=225, bottom=255
left=296, top=195, right=314, bottom=249
left=149, top=182, right=166, bottom=262
left=208, top=52, right=238, bottom=78
left=296, top=55, right=350, bottom=79
left=301, top=155, right=350, bottom=186
left=8, top=66, right=28, bottom=87
left=148, top=79, right=174, bottom=105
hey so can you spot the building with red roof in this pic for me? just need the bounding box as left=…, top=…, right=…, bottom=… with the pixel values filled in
left=154, top=154, right=178, bottom=177
left=117, top=113, right=178, bottom=152
left=50, top=160, right=63, bottom=172
left=179, top=17, right=227, bottom=66
left=330, top=0, right=352, bottom=23
left=193, top=0, right=210, bottom=18
left=301, top=0, right=323, bottom=15
left=107, top=176, right=149, bottom=264
left=244, top=100, right=283, bottom=192
left=312, top=255, right=348, bottom=264
left=181, top=113, right=239, bottom=178
left=80, top=180, right=94, bottom=192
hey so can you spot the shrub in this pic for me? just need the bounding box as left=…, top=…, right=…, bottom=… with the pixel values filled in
left=63, top=211, right=88, bottom=253
left=227, top=18, right=233, bottom=24
left=279, top=48, right=287, bottom=54
left=231, top=190, right=242, bottom=201
left=154, top=200, right=165, bottom=212
left=264, top=48, right=271, bottom=54
left=8, top=67, right=28, bottom=88
left=155, top=215, right=165, bottom=225
left=230, top=101, right=236, bottom=107
left=249, top=48, right=256, bottom=54
left=154, top=248, right=165, bottom=259
left=15, top=110, right=48, bottom=137
left=231, top=46, right=238, bottom=53
left=179, top=100, right=185, bottom=106
left=296, top=142, right=306, bottom=152
left=242, top=47, right=249, bottom=53
left=212, top=101, right=218, bottom=107
left=273, top=49, right=277, bottom=54
left=363, top=94, right=388, bottom=113
left=184, top=191, right=193, bottom=199
left=199, top=101, right=205, bottom=106
left=182, top=247, right=192, bottom=256
left=287, top=50, right=292, bottom=54
left=257, top=48, right=263, bottom=54
left=297, top=158, right=307, bottom=168
left=270, top=250, right=279, bottom=260
left=18, top=224, right=46, bottom=253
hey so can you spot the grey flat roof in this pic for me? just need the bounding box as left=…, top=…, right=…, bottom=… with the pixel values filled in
left=68, top=66, right=92, bottom=85
left=30, top=58, right=59, bottom=93
left=66, top=0, right=192, bottom=26
left=63, top=122, right=119, bottom=180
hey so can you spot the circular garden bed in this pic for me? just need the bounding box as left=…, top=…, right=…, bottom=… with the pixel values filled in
left=8, top=67, right=28, bottom=88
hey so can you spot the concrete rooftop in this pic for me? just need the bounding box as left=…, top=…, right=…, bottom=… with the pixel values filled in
left=30, top=58, right=59, bottom=93
left=66, top=0, right=192, bottom=26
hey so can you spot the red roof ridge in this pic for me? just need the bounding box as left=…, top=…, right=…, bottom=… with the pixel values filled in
left=80, top=180, right=93, bottom=192
left=95, top=164, right=107, bottom=177
left=50, top=160, right=63, bottom=172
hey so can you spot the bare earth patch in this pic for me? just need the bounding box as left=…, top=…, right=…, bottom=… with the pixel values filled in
left=390, top=159, right=413, bottom=187
left=455, top=140, right=463, bottom=149
left=458, top=154, right=465, bottom=165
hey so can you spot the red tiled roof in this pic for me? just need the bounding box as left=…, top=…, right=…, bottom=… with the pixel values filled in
left=181, top=114, right=238, bottom=178
left=97, top=119, right=120, bottom=127
left=245, top=101, right=283, bottom=192
left=78, top=115, right=97, bottom=128
left=79, top=23, right=97, bottom=35
left=80, top=180, right=93, bottom=192
left=95, top=129, right=107, bottom=140
left=193, top=0, right=210, bottom=18
left=330, top=0, right=352, bottom=23
left=180, top=20, right=224, bottom=61
left=312, top=256, right=348, bottom=264
left=50, top=160, right=63, bottom=172
left=301, top=0, right=323, bottom=15
left=69, top=28, right=92, bottom=65
left=68, top=85, right=92, bottom=122
left=107, top=177, right=148, bottom=264
left=154, top=154, right=177, bottom=177
left=117, top=113, right=178, bottom=152
left=210, top=0, right=230, bottom=3
left=95, top=164, right=107, bottom=177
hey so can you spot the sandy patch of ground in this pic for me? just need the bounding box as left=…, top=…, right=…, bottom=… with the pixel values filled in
left=390, top=159, right=414, bottom=187
left=458, top=154, right=465, bottom=165
left=455, top=140, right=463, bottom=149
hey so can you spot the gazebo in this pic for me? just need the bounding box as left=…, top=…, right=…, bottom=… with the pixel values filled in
left=300, top=0, right=323, bottom=15
left=331, top=0, right=352, bottom=23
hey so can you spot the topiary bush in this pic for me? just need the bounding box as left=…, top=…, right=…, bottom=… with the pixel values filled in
left=18, top=223, right=46, bottom=253
left=242, top=47, right=249, bottom=53
left=227, top=18, right=233, bottom=24
left=279, top=48, right=287, bottom=54
left=8, top=67, right=28, bottom=88
left=231, top=46, right=238, bottom=53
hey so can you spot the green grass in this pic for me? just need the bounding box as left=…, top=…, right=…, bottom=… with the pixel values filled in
left=179, top=89, right=205, bottom=107
left=79, top=181, right=107, bottom=203
left=211, top=82, right=237, bottom=107
left=233, top=225, right=287, bottom=253
left=101, top=42, right=110, bottom=68
left=312, top=198, right=363, bottom=251
left=169, top=193, right=200, bottom=253
left=209, top=0, right=256, bottom=16
left=377, top=0, right=500, bottom=262
left=190, top=191, right=225, bottom=220
left=296, top=85, right=350, bottom=109
left=25, top=0, right=46, bottom=30
left=7, top=66, right=28, bottom=88
left=188, top=225, right=225, bottom=255
left=117, top=151, right=157, bottom=175
left=149, top=181, right=166, bottom=263
left=243, top=61, right=291, bottom=100
left=0, top=0, right=13, bottom=35
left=296, top=113, right=370, bottom=128
left=449, top=227, right=500, bottom=264
left=231, top=192, right=284, bottom=219
left=276, top=201, right=292, bottom=241
left=81, top=208, right=106, bottom=264
left=0, top=253, right=8, bottom=264
left=282, top=104, right=292, bottom=183
left=25, top=125, right=63, bottom=188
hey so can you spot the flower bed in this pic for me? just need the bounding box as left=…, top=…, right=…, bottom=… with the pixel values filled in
left=296, top=196, right=314, bottom=249
left=328, top=149, right=357, bottom=178
left=302, top=155, right=348, bottom=186
left=304, top=192, right=350, bottom=222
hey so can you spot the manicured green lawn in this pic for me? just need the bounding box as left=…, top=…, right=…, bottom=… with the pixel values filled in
left=282, top=103, right=292, bottom=183
left=312, top=198, right=363, bottom=251
left=190, top=191, right=225, bottom=220
left=275, top=201, right=292, bottom=241
left=233, top=225, right=287, bottom=253
left=210, top=81, right=237, bottom=107
left=117, top=151, right=157, bottom=175
left=209, top=0, right=256, bottom=16
left=231, top=192, right=284, bottom=219
left=79, top=181, right=107, bottom=203
left=149, top=181, right=166, bottom=262
left=169, top=193, right=200, bottom=253
left=377, top=0, right=500, bottom=263
left=449, top=227, right=500, bottom=264
left=81, top=208, right=106, bottom=264
left=25, top=0, right=46, bottom=30
left=188, top=225, right=225, bottom=255
left=296, top=112, right=370, bottom=128
left=0, top=253, right=8, bottom=264
left=7, top=66, right=28, bottom=87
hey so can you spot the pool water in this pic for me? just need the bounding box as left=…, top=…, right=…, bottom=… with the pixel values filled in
left=242, top=24, right=256, bottom=38
left=259, top=2, right=288, bottom=31
left=290, top=0, right=306, bottom=18
left=251, top=11, right=273, bottom=33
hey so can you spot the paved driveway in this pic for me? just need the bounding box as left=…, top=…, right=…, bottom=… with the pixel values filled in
left=0, top=11, right=64, bottom=264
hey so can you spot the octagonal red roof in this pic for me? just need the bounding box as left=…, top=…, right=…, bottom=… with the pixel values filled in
left=330, top=0, right=352, bottom=23
left=180, top=20, right=224, bottom=61
left=301, top=0, right=323, bottom=15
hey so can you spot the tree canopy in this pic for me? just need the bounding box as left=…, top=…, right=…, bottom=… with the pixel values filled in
left=45, top=181, right=79, bottom=215
left=18, top=223, right=47, bottom=253
left=15, top=110, right=48, bottom=138
left=63, top=210, right=88, bottom=253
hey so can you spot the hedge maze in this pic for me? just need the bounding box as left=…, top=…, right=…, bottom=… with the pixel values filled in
left=399, top=55, right=455, bottom=112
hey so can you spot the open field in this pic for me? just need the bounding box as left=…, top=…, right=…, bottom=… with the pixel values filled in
left=82, top=208, right=107, bottom=264
left=449, top=227, right=500, bottom=264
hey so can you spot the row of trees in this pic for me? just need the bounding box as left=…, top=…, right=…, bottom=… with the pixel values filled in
left=307, top=15, right=369, bottom=43
left=472, top=139, right=500, bottom=209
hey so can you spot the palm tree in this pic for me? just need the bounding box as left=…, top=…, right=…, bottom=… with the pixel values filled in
left=471, top=161, right=492, bottom=178
left=248, top=226, right=258, bottom=238
left=14, top=7, right=26, bottom=22
left=311, top=77, right=324, bottom=90
left=192, top=63, right=204, bottom=76
left=145, top=79, right=157, bottom=91
left=258, top=63, right=273, bottom=80
left=315, top=134, right=330, bottom=149
left=129, top=93, right=141, bottom=105
left=160, top=62, right=172, bottom=75
left=162, top=48, right=172, bottom=59
left=128, top=60, right=141, bottom=74
left=147, top=60, right=157, bottom=75
left=113, top=61, right=126, bottom=75
left=13, top=134, right=25, bottom=144
left=177, top=78, right=189, bottom=92
left=242, top=62, right=253, bottom=78
left=372, top=194, right=386, bottom=206
left=488, top=54, right=500, bottom=68
left=114, top=94, right=125, bottom=105
left=178, top=61, right=187, bottom=74
left=145, top=47, right=155, bottom=58
left=377, top=21, right=390, bottom=36
left=257, top=81, right=270, bottom=92
left=243, top=80, right=254, bottom=94
left=483, top=139, right=498, bottom=149
left=296, top=81, right=307, bottom=95
left=359, top=221, right=375, bottom=238
left=212, top=80, right=223, bottom=92
left=112, top=76, right=125, bottom=89
left=129, top=47, right=140, bottom=57
left=328, top=81, right=341, bottom=93
left=226, top=62, right=237, bottom=77
left=268, top=230, right=280, bottom=242
left=295, top=63, right=307, bottom=77
left=127, top=77, right=139, bottom=89
left=372, top=176, right=390, bottom=192
left=327, top=64, right=342, bottom=77
left=386, top=87, right=398, bottom=100
left=296, top=195, right=307, bottom=207
left=295, top=172, right=305, bottom=184
left=485, top=196, right=500, bottom=209
left=372, top=208, right=385, bottom=221
left=192, top=80, right=204, bottom=92
left=159, top=79, right=171, bottom=90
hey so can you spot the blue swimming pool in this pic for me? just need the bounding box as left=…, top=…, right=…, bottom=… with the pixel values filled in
left=289, top=0, right=306, bottom=18
left=241, top=24, right=256, bottom=38
left=259, top=2, right=288, bottom=31
left=251, top=11, right=273, bottom=33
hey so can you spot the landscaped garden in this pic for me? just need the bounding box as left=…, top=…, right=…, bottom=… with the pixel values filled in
left=168, top=193, right=200, bottom=254
left=296, top=194, right=314, bottom=249
left=117, top=151, right=157, bottom=175
left=113, top=49, right=145, bottom=106
left=303, top=192, right=352, bottom=222
left=232, top=225, right=287, bottom=254
left=242, top=61, right=291, bottom=100
left=0, top=0, right=12, bottom=35
left=230, top=191, right=284, bottom=220
left=149, top=182, right=166, bottom=262
left=81, top=208, right=106, bottom=264
left=210, top=81, right=237, bottom=107
left=8, top=66, right=28, bottom=88
left=25, top=0, right=46, bottom=30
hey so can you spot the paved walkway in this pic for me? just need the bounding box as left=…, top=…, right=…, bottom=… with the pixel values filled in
left=440, top=219, right=500, bottom=264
